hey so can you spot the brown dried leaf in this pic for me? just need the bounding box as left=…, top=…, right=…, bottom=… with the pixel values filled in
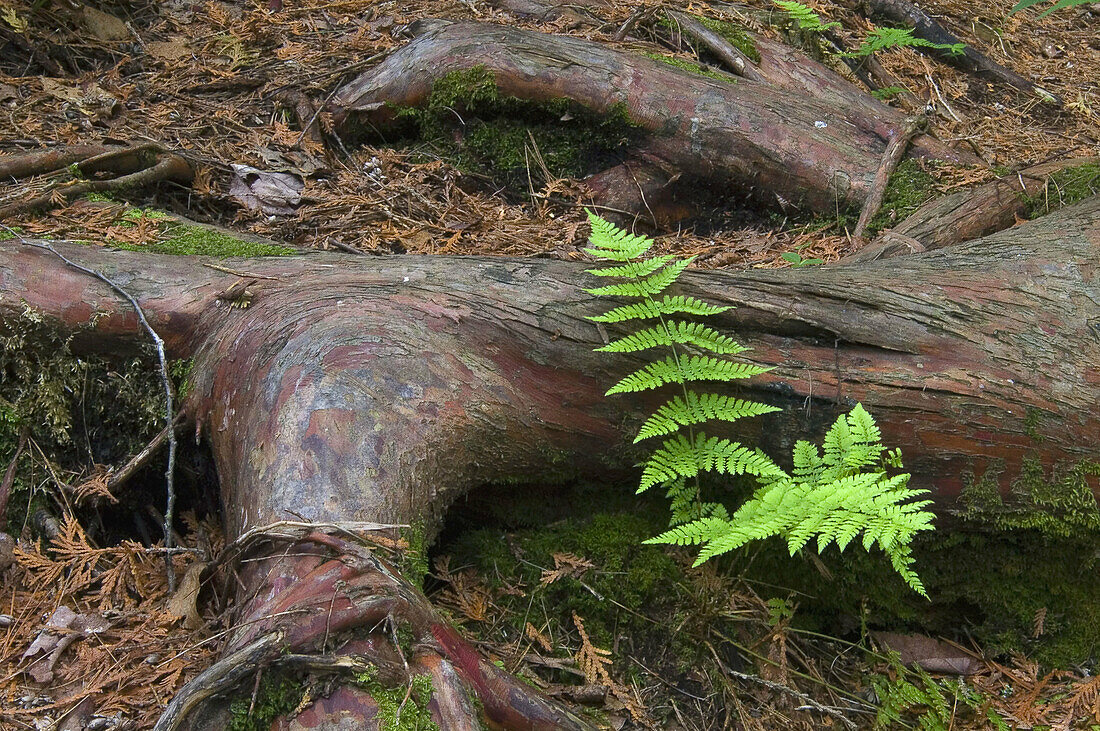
left=166, top=561, right=208, bottom=629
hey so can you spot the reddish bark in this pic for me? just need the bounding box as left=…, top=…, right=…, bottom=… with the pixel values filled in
left=330, top=21, right=977, bottom=219
left=3, top=194, right=1098, bottom=726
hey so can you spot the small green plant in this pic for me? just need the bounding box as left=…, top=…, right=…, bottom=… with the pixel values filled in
left=584, top=212, right=935, bottom=595
left=780, top=244, right=824, bottom=267
left=773, top=0, right=839, bottom=31
left=871, top=85, right=906, bottom=101
left=871, top=652, right=1009, bottom=730
left=773, top=2, right=965, bottom=57
left=1010, top=0, right=1092, bottom=17
left=841, top=27, right=965, bottom=58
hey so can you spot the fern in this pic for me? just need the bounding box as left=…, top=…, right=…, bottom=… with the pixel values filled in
left=773, top=0, right=840, bottom=31
left=871, top=652, right=1010, bottom=730
left=1010, top=0, right=1091, bottom=17
left=585, top=211, right=935, bottom=595
left=841, top=27, right=966, bottom=57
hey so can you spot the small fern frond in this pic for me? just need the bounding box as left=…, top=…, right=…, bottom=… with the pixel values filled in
left=645, top=427, right=935, bottom=595
left=598, top=321, right=748, bottom=355
left=588, top=295, right=730, bottom=323
left=635, top=392, right=781, bottom=442
left=584, top=211, right=654, bottom=261
left=587, top=256, right=675, bottom=279
left=586, top=258, right=695, bottom=298
left=644, top=516, right=729, bottom=547
left=773, top=0, right=840, bottom=31
left=607, top=355, right=771, bottom=395
left=639, top=433, right=785, bottom=492
left=842, top=26, right=966, bottom=57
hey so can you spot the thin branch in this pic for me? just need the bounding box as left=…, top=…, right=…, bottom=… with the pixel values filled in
left=666, top=10, right=765, bottom=82
left=852, top=114, right=928, bottom=240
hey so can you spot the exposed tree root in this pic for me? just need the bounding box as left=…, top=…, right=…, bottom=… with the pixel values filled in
left=856, top=0, right=1063, bottom=106
left=0, top=144, right=192, bottom=221
left=853, top=113, right=929, bottom=239
left=159, top=529, right=595, bottom=730
left=330, top=21, right=976, bottom=221
left=844, top=157, right=1099, bottom=261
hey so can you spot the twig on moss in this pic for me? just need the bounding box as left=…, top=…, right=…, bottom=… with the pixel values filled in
left=0, top=427, right=28, bottom=524
left=6, top=228, right=181, bottom=591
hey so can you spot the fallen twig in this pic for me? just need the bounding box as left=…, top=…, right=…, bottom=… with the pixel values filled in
left=853, top=114, right=928, bottom=239
left=666, top=10, right=765, bottom=82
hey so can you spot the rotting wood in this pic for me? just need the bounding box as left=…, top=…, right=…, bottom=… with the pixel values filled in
left=843, top=157, right=1100, bottom=261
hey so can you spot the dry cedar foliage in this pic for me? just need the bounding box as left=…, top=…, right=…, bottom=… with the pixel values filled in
left=1, top=515, right=222, bottom=729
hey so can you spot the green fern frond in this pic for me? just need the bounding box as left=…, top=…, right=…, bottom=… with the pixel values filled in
left=842, top=26, right=965, bottom=57
left=607, top=355, right=770, bottom=395
left=636, top=392, right=781, bottom=442
left=598, top=321, right=749, bottom=355
left=773, top=0, right=840, bottom=31
left=639, top=433, right=785, bottom=492
left=588, top=295, right=730, bottom=323
left=584, top=211, right=654, bottom=261
left=587, top=255, right=675, bottom=279
left=586, top=258, right=694, bottom=298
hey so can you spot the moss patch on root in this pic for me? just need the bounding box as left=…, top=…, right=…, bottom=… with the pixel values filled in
left=227, top=672, right=305, bottom=731
left=697, top=16, right=761, bottom=63
left=642, top=52, right=732, bottom=82
left=389, top=66, right=642, bottom=193
left=866, top=158, right=939, bottom=233
left=351, top=668, right=440, bottom=731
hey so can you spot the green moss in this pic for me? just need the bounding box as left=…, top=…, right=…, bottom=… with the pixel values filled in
left=398, top=522, right=430, bottom=590
left=446, top=489, right=685, bottom=651
left=1, top=310, right=165, bottom=532
left=697, top=16, right=761, bottom=63
left=227, top=671, right=304, bottom=731
left=1023, top=162, right=1100, bottom=218
left=83, top=192, right=116, bottom=203
left=959, top=458, right=1100, bottom=537
left=0, top=227, right=17, bottom=241
left=352, top=668, right=440, bottom=731
left=642, top=52, right=732, bottom=82
left=110, top=222, right=296, bottom=257
left=866, top=158, right=938, bottom=233
left=170, top=359, right=195, bottom=402
left=387, top=66, right=641, bottom=193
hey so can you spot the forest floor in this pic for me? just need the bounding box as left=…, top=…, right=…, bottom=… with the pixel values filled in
left=1, top=0, right=1099, bottom=728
